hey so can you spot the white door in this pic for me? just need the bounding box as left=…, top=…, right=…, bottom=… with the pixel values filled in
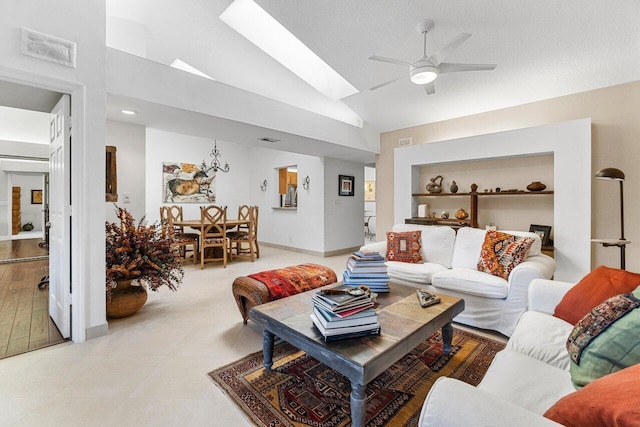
left=49, top=94, right=71, bottom=338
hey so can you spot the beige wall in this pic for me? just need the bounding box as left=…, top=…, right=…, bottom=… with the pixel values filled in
left=379, top=81, right=640, bottom=273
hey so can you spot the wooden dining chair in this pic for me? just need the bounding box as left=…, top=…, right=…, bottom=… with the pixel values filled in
left=200, top=205, right=229, bottom=268
left=237, top=205, right=251, bottom=233
left=228, top=205, right=259, bottom=261
left=160, top=205, right=199, bottom=265
left=165, top=205, right=200, bottom=265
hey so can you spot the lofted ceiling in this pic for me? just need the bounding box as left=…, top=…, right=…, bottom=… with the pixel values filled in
left=105, top=0, right=640, bottom=135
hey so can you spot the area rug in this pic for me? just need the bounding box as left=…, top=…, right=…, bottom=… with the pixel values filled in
left=208, top=328, right=505, bottom=427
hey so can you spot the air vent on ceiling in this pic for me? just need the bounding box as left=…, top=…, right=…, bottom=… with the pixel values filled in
left=398, top=137, right=413, bottom=147
left=258, top=137, right=280, bottom=143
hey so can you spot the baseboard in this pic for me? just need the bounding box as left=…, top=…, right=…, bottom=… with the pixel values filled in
left=85, top=323, right=108, bottom=340
left=259, top=242, right=360, bottom=257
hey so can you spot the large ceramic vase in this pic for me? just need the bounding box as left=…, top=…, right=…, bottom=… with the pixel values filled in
left=106, top=279, right=148, bottom=319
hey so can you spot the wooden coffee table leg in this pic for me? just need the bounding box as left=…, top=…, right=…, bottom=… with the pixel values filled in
left=350, top=382, right=366, bottom=427
left=263, top=330, right=275, bottom=370
left=442, top=323, right=453, bottom=354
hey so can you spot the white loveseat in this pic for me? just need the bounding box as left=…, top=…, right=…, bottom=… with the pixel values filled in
left=360, top=224, right=556, bottom=336
left=418, top=278, right=577, bottom=426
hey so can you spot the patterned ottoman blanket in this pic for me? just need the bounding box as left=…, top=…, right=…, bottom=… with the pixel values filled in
left=232, top=264, right=337, bottom=323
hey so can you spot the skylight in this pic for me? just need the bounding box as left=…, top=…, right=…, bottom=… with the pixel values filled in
left=220, top=0, right=359, bottom=101
left=170, top=59, right=215, bottom=80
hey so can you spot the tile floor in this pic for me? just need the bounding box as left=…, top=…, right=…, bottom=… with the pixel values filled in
left=0, top=246, right=351, bottom=426
left=0, top=244, right=505, bottom=426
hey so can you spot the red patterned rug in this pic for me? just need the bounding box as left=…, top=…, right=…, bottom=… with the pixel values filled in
left=208, top=328, right=505, bottom=426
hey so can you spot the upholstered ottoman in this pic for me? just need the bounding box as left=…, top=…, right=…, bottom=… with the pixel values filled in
left=232, top=263, right=338, bottom=324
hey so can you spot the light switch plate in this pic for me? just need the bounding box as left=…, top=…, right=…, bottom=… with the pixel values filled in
left=123, top=193, right=131, bottom=203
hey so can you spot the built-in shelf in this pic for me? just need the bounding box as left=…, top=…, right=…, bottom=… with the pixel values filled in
left=410, top=190, right=554, bottom=228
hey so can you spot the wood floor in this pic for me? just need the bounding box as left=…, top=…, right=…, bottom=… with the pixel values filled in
left=0, top=239, right=65, bottom=359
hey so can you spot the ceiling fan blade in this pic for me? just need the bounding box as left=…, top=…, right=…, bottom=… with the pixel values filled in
left=424, top=82, right=435, bottom=95
left=369, top=55, right=411, bottom=66
left=429, top=33, right=471, bottom=66
left=439, top=62, right=497, bottom=73
left=369, top=76, right=404, bottom=91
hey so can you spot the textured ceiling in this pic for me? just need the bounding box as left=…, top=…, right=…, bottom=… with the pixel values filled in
left=106, top=0, right=640, bottom=133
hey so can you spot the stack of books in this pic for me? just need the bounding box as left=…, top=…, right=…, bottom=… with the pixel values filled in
left=310, top=284, right=380, bottom=342
left=343, top=251, right=390, bottom=293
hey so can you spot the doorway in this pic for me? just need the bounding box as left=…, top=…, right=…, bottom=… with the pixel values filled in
left=0, top=84, right=68, bottom=358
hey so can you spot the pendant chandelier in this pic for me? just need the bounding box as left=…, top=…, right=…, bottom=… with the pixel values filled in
left=206, top=139, right=230, bottom=173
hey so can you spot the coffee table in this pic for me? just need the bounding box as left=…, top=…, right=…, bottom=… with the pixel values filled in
left=249, top=282, right=465, bottom=427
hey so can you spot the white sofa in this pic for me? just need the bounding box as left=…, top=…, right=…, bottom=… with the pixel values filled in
left=418, top=278, right=577, bottom=426
left=360, top=224, right=556, bottom=336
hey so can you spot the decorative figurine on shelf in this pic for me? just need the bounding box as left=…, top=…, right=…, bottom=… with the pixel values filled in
left=22, top=222, right=34, bottom=231
left=426, top=175, right=443, bottom=193
left=470, top=183, right=478, bottom=193
left=455, top=208, right=469, bottom=220
left=450, top=180, right=458, bottom=193
left=441, top=211, right=450, bottom=219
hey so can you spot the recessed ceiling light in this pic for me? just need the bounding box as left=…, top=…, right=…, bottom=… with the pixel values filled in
left=220, top=0, right=358, bottom=101
left=121, top=110, right=137, bottom=115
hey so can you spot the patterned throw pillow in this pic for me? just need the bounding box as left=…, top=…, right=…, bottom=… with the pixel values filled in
left=386, top=231, right=423, bottom=263
left=565, top=285, right=640, bottom=389
left=477, top=230, right=535, bottom=280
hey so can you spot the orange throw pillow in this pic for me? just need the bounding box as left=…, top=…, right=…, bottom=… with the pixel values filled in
left=476, top=230, right=534, bottom=280
left=386, top=231, right=422, bottom=263
left=553, top=266, right=640, bottom=324
left=544, top=363, right=640, bottom=426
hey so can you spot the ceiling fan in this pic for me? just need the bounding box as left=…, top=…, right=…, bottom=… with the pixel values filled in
left=369, top=19, right=496, bottom=95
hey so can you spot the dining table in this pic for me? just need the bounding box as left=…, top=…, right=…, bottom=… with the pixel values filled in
left=172, top=218, right=251, bottom=264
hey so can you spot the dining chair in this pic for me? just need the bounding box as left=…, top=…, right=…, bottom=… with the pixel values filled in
left=237, top=205, right=251, bottom=233
left=200, top=205, right=229, bottom=268
left=160, top=205, right=199, bottom=265
left=228, top=206, right=259, bottom=261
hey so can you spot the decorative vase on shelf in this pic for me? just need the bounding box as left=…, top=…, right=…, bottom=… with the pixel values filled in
left=526, top=181, right=547, bottom=192
left=450, top=181, right=458, bottom=193
left=470, top=183, right=478, bottom=193
left=426, top=175, right=443, bottom=193
left=455, top=208, right=469, bottom=220
left=22, top=222, right=34, bottom=231
left=441, top=211, right=449, bottom=219
left=106, top=279, right=148, bottom=319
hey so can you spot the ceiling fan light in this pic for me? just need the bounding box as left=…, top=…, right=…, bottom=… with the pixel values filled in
left=410, top=65, right=438, bottom=85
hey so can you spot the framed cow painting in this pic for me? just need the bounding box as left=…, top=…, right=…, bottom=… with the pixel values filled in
left=162, top=161, right=216, bottom=203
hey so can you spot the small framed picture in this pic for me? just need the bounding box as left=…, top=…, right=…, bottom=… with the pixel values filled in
left=31, top=189, right=43, bottom=204
left=529, top=224, right=552, bottom=246
left=339, top=175, right=354, bottom=196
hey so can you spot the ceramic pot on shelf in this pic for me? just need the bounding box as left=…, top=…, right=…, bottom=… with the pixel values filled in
left=526, top=181, right=547, bottom=192
left=106, top=279, right=148, bottom=319
left=455, top=208, right=469, bottom=220
left=450, top=181, right=458, bottom=193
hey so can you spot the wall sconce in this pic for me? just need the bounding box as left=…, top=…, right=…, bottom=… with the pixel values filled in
left=260, top=179, right=267, bottom=191
left=592, top=167, right=630, bottom=269
left=302, top=175, right=310, bottom=190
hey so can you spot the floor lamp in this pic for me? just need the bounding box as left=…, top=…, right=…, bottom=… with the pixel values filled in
left=593, top=167, right=628, bottom=269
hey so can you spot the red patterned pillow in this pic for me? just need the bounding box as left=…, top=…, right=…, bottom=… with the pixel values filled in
left=477, top=230, right=535, bottom=279
left=386, top=231, right=423, bottom=263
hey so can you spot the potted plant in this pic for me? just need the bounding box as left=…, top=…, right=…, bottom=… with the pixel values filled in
left=105, top=206, right=184, bottom=318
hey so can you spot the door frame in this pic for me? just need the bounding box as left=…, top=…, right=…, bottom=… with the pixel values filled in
left=0, top=65, right=89, bottom=342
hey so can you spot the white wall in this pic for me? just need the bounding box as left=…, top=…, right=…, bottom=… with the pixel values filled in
left=0, top=106, right=50, bottom=144
left=0, top=0, right=107, bottom=341
left=145, top=128, right=252, bottom=223
left=249, top=147, right=326, bottom=253
left=324, top=158, right=366, bottom=252
left=394, top=119, right=591, bottom=282
left=106, top=120, right=146, bottom=223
